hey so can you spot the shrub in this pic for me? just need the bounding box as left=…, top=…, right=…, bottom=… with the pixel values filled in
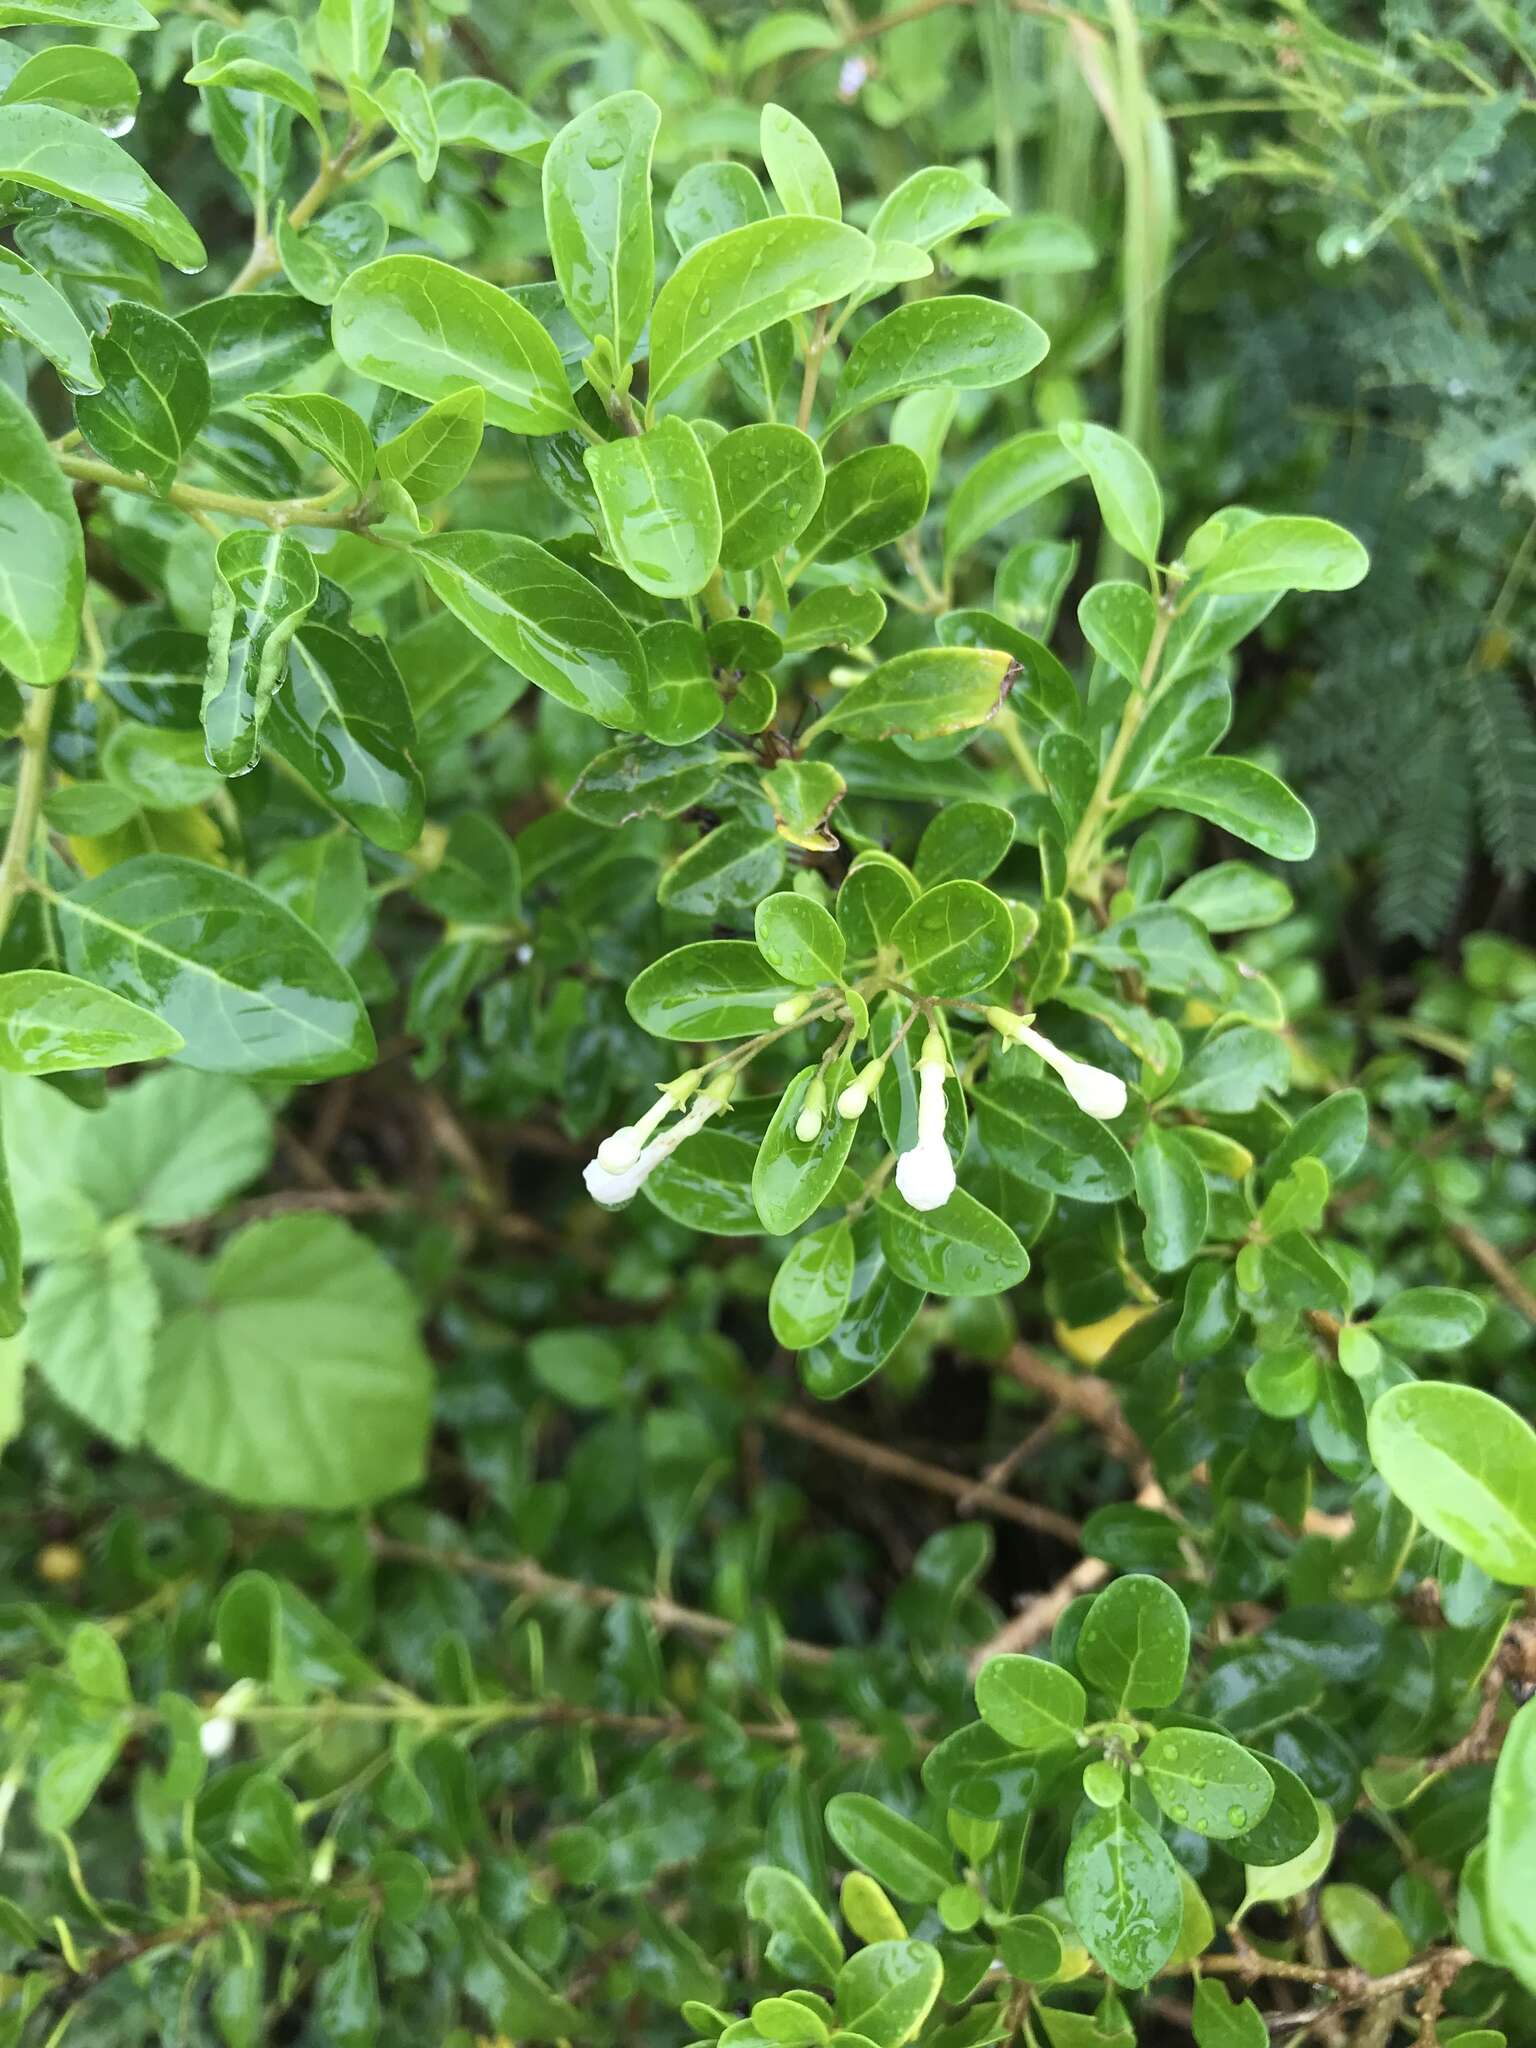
left=1, top=5, right=1534, bottom=2046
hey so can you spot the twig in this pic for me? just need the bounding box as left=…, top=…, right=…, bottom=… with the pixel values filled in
left=1448, top=1221, right=1536, bottom=1324
left=768, top=1405, right=1082, bottom=1544
left=368, top=1533, right=836, bottom=1668
left=967, top=1552, right=1114, bottom=1673
left=956, top=1414, right=1060, bottom=1514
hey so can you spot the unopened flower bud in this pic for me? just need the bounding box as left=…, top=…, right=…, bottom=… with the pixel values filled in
left=594, top=1068, right=701, bottom=1172
left=837, top=1056, right=887, bottom=1120
left=795, top=1075, right=827, bottom=1145
left=773, top=990, right=817, bottom=1026
left=989, top=1009, right=1127, bottom=1121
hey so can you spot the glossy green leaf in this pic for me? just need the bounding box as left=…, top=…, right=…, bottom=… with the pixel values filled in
left=818, top=648, right=1014, bottom=743
left=1134, top=1122, right=1209, bottom=1272
left=769, top=1221, right=855, bottom=1347
left=275, top=200, right=387, bottom=305
left=1368, top=1382, right=1536, bottom=1585
left=144, top=1214, right=429, bottom=1507
left=1063, top=1806, right=1181, bottom=1988
left=1058, top=421, right=1161, bottom=568
left=744, top=1866, right=845, bottom=1982
left=0, top=0, right=151, bottom=22
left=644, top=1128, right=760, bottom=1234
left=0, top=380, right=84, bottom=684
left=415, top=531, right=647, bottom=730
left=369, top=67, right=437, bottom=179
left=1143, top=1730, right=1274, bottom=1839
left=972, top=1069, right=1133, bottom=1202
left=798, top=444, right=928, bottom=564
left=639, top=620, right=723, bottom=745
left=332, top=255, right=581, bottom=434
left=711, top=423, right=825, bottom=570
left=0, top=245, right=99, bottom=392
left=316, top=0, right=391, bottom=84
left=0, top=970, right=182, bottom=1074
left=973, top=1654, right=1086, bottom=1751
left=431, top=78, right=545, bottom=160
left=184, top=33, right=322, bottom=144
left=568, top=737, right=723, bottom=827
left=763, top=760, right=849, bottom=853
left=1318, top=1885, right=1411, bottom=1976
left=586, top=417, right=722, bottom=599
left=1169, top=860, right=1294, bottom=933
left=649, top=215, right=871, bottom=402
left=1192, top=1981, right=1267, bottom=2048
left=179, top=292, right=330, bottom=405
left=201, top=529, right=318, bottom=775
left=1198, top=515, right=1368, bottom=595
left=1137, top=758, right=1316, bottom=861
left=755, top=895, right=845, bottom=987
left=913, top=801, right=1014, bottom=887
left=376, top=386, right=481, bottom=503
left=827, top=299, right=1046, bottom=431
left=0, top=104, right=204, bottom=270
left=1369, top=1287, right=1486, bottom=1352
left=1077, top=1575, right=1189, bottom=1708
left=753, top=1060, right=857, bottom=1235
left=76, top=301, right=209, bottom=494
left=825, top=1795, right=950, bottom=1905
left=945, top=429, right=1084, bottom=564
left=761, top=101, right=840, bottom=219
left=1488, top=1698, right=1536, bottom=1993
left=627, top=941, right=798, bottom=1042
left=892, top=880, right=1013, bottom=997
left=1079, top=582, right=1156, bottom=686
left=877, top=1187, right=1027, bottom=1298
left=784, top=585, right=887, bottom=653
left=543, top=90, right=658, bottom=365
left=868, top=167, right=1008, bottom=250
left=246, top=391, right=374, bottom=494
left=836, top=1939, right=944, bottom=2046
left=57, top=856, right=375, bottom=1080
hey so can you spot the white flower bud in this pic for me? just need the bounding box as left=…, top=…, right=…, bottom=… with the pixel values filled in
left=583, top=1150, right=657, bottom=1208
left=773, top=991, right=818, bottom=1026
left=896, top=1136, right=957, bottom=1212
left=836, top=1055, right=886, bottom=1121
left=794, top=1075, right=827, bottom=1145
left=595, top=1070, right=701, bottom=1172
left=989, top=1009, right=1128, bottom=1121
left=199, top=1715, right=236, bottom=1759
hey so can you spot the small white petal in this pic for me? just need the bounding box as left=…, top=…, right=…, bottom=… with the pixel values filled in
left=1057, top=1057, right=1127, bottom=1121
left=583, top=1153, right=653, bottom=1207
left=895, top=1139, right=956, bottom=1212
left=596, top=1128, right=643, bottom=1173
left=199, top=1716, right=236, bottom=1759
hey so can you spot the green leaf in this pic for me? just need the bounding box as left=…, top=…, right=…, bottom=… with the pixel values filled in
left=913, top=802, right=1014, bottom=887
left=275, top=200, right=387, bottom=306
left=144, top=1213, right=429, bottom=1507
left=415, top=531, right=647, bottom=730
left=744, top=1866, right=845, bottom=1982
left=586, top=417, right=722, bottom=599
left=644, top=1127, right=760, bottom=1234
left=1134, top=1122, right=1209, bottom=1272
left=639, top=620, right=723, bottom=745
left=431, top=78, right=545, bottom=161
left=543, top=89, right=659, bottom=366
left=0, top=1123, right=22, bottom=1340
left=868, top=167, right=1008, bottom=250
left=0, top=245, right=99, bottom=393
left=1077, top=1574, right=1189, bottom=1708
left=0, top=970, right=181, bottom=1074
left=973, top=1654, right=1086, bottom=1751
left=755, top=895, right=845, bottom=987
left=1192, top=1981, right=1267, bottom=2048
left=369, top=67, right=437, bottom=179
left=28, top=1231, right=158, bottom=1446
left=1168, top=861, right=1294, bottom=933
left=527, top=1328, right=624, bottom=1409
left=179, top=292, right=330, bottom=405
left=1057, top=421, right=1162, bottom=568
left=57, top=855, right=375, bottom=1080
left=0, top=380, right=84, bottom=685
left=1369, top=1287, right=1486, bottom=1352
left=892, top=880, right=1013, bottom=997
left=1063, top=1806, right=1182, bottom=1988
left=945, top=428, right=1084, bottom=565
left=1368, top=1382, right=1536, bottom=1586
left=1318, top=1885, right=1411, bottom=1976
left=75, top=301, right=209, bottom=495
left=247, top=391, right=374, bottom=495
left=1166, top=1027, right=1290, bottom=1113
left=660, top=821, right=784, bottom=918
left=185, top=33, right=323, bottom=143
left=784, top=585, right=887, bottom=653
left=827, top=298, right=1046, bottom=431
left=316, top=0, right=392, bottom=84
left=877, top=1187, right=1027, bottom=1298
left=627, top=940, right=797, bottom=1042
left=267, top=580, right=424, bottom=851
left=761, top=101, right=840, bottom=219
left=1143, top=1729, right=1274, bottom=1839
left=1488, top=1698, right=1536, bottom=1994
left=78, top=1069, right=270, bottom=1226
left=824, top=1794, right=951, bottom=1905
left=332, top=255, right=581, bottom=434
left=711, top=423, right=825, bottom=570
left=798, top=444, right=928, bottom=563
left=1198, top=515, right=1368, bottom=595
left=762, top=760, right=848, bottom=854
left=836, top=1940, right=944, bottom=2046
left=753, top=1061, right=857, bottom=1235
left=375, top=386, right=480, bottom=502
left=0, top=105, right=204, bottom=271
left=1079, top=582, right=1156, bottom=686
left=316, top=1924, right=379, bottom=2048
left=201, top=529, right=319, bottom=776
left=649, top=215, right=871, bottom=402
left=818, top=647, right=1015, bottom=744
left=0, top=0, right=152, bottom=22
left=568, top=737, right=722, bottom=826
left=770, top=1221, right=855, bottom=1347
left=972, top=1069, right=1133, bottom=1202
left=1138, top=757, right=1316, bottom=861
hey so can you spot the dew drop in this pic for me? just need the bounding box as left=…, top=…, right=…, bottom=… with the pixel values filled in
left=585, top=141, right=623, bottom=171
left=1170, top=1802, right=1188, bottom=1823
left=1228, top=1804, right=1248, bottom=1829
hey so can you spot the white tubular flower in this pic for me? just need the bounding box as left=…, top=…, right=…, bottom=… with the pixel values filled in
left=585, top=1075, right=732, bottom=1208
left=795, top=1075, right=827, bottom=1145
left=837, top=1056, right=887, bottom=1120
left=594, top=1069, right=700, bottom=1174
left=895, top=1031, right=956, bottom=1212
left=199, top=1715, right=236, bottom=1759
left=986, top=1007, right=1128, bottom=1121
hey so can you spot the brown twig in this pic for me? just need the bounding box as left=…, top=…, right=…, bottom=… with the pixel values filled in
left=1448, top=1220, right=1536, bottom=1323
left=768, top=1405, right=1082, bottom=1544
left=967, top=1552, right=1114, bottom=1673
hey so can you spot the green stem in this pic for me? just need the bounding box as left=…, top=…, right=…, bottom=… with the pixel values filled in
left=795, top=307, right=831, bottom=435
left=1063, top=595, right=1174, bottom=897
left=0, top=684, right=56, bottom=943
left=227, top=125, right=370, bottom=293
left=56, top=452, right=367, bottom=532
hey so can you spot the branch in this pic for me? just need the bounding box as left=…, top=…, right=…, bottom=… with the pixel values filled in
left=1448, top=1220, right=1536, bottom=1324
left=0, top=683, right=54, bottom=942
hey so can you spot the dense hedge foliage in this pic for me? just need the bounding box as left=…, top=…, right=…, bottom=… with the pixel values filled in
left=2, top=3, right=1535, bottom=2046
